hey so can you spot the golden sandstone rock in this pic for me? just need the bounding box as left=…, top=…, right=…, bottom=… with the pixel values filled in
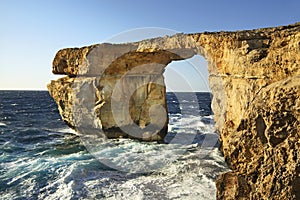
left=48, top=23, right=300, bottom=199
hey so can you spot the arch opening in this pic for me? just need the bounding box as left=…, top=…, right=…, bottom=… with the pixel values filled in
left=164, top=55, right=210, bottom=92
left=162, top=55, right=217, bottom=148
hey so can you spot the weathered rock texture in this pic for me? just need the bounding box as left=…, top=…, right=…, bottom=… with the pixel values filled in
left=48, top=23, right=300, bottom=199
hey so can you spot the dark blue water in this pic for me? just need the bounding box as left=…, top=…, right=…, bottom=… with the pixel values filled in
left=0, top=91, right=227, bottom=200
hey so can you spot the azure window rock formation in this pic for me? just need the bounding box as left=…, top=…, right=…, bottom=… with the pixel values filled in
left=48, top=22, right=300, bottom=199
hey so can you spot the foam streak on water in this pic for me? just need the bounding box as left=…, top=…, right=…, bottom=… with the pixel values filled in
left=0, top=91, right=229, bottom=200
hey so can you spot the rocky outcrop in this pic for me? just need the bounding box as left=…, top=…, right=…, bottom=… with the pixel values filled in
left=216, top=76, right=300, bottom=199
left=48, top=23, right=300, bottom=199
left=48, top=43, right=196, bottom=141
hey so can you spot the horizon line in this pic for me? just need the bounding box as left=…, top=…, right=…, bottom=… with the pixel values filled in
left=0, top=89, right=211, bottom=93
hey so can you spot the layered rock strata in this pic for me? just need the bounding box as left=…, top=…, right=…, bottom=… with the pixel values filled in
left=48, top=23, right=300, bottom=199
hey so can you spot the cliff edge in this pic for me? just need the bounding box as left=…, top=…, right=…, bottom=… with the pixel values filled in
left=48, top=23, right=300, bottom=199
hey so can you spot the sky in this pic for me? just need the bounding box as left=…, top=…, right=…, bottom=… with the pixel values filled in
left=0, top=0, right=299, bottom=91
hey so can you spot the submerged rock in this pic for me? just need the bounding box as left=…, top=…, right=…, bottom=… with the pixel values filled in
left=48, top=22, right=300, bottom=199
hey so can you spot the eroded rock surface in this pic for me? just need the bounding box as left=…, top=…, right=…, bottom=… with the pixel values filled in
left=216, top=76, right=300, bottom=199
left=48, top=23, right=300, bottom=199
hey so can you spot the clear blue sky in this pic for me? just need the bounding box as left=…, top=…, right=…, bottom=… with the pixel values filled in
left=0, top=0, right=299, bottom=90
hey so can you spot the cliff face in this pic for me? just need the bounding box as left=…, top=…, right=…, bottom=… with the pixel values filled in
left=48, top=23, right=300, bottom=199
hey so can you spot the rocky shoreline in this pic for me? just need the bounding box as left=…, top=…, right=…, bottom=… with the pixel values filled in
left=48, top=22, right=300, bottom=199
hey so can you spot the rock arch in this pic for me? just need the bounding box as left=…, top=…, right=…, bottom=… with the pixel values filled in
left=48, top=34, right=219, bottom=141
left=48, top=23, right=300, bottom=199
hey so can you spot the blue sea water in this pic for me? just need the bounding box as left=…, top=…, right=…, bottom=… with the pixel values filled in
left=0, top=91, right=228, bottom=200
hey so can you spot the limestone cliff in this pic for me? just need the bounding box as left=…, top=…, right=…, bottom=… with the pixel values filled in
left=48, top=23, right=300, bottom=199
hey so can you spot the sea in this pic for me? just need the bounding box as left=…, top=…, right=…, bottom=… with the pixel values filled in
left=0, top=91, right=229, bottom=200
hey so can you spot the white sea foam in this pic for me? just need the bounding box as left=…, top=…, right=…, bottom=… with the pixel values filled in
left=1, top=138, right=228, bottom=200
left=49, top=127, right=78, bottom=136
left=61, top=114, right=228, bottom=199
left=80, top=114, right=219, bottom=174
left=56, top=127, right=77, bottom=134
left=41, top=148, right=226, bottom=199
left=39, top=164, right=75, bottom=200
left=0, top=110, right=228, bottom=200
left=0, top=122, right=7, bottom=126
left=78, top=146, right=229, bottom=200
